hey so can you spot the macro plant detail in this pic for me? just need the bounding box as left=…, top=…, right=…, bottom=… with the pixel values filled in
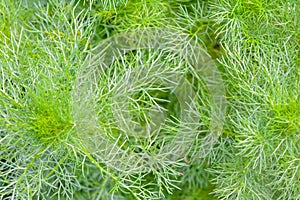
left=0, top=0, right=299, bottom=199
left=73, top=27, right=226, bottom=196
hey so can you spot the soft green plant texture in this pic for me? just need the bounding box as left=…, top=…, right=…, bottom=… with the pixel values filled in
left=0, top=0, right=299, bottom=199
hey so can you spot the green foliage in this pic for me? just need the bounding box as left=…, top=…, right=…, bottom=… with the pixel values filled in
left=209, top=0, right=300, bottom=199
left=1, top=0, right=299, bottom=199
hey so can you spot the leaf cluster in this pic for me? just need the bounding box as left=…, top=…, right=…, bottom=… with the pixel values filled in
left=0, top=0, right=299, bottom=199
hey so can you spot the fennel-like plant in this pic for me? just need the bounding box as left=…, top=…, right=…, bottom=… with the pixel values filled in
left=1, top=0, right=299, bottom=199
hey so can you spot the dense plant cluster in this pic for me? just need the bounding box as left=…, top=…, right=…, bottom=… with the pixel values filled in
left=0, top=0, right=299, bottom=199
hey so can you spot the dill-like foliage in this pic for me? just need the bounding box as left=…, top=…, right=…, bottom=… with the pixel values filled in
left=1, top=0, right=299, bottom=199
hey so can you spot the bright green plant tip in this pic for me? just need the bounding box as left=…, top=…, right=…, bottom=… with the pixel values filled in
left=26, top=88, right=73, bottom=145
